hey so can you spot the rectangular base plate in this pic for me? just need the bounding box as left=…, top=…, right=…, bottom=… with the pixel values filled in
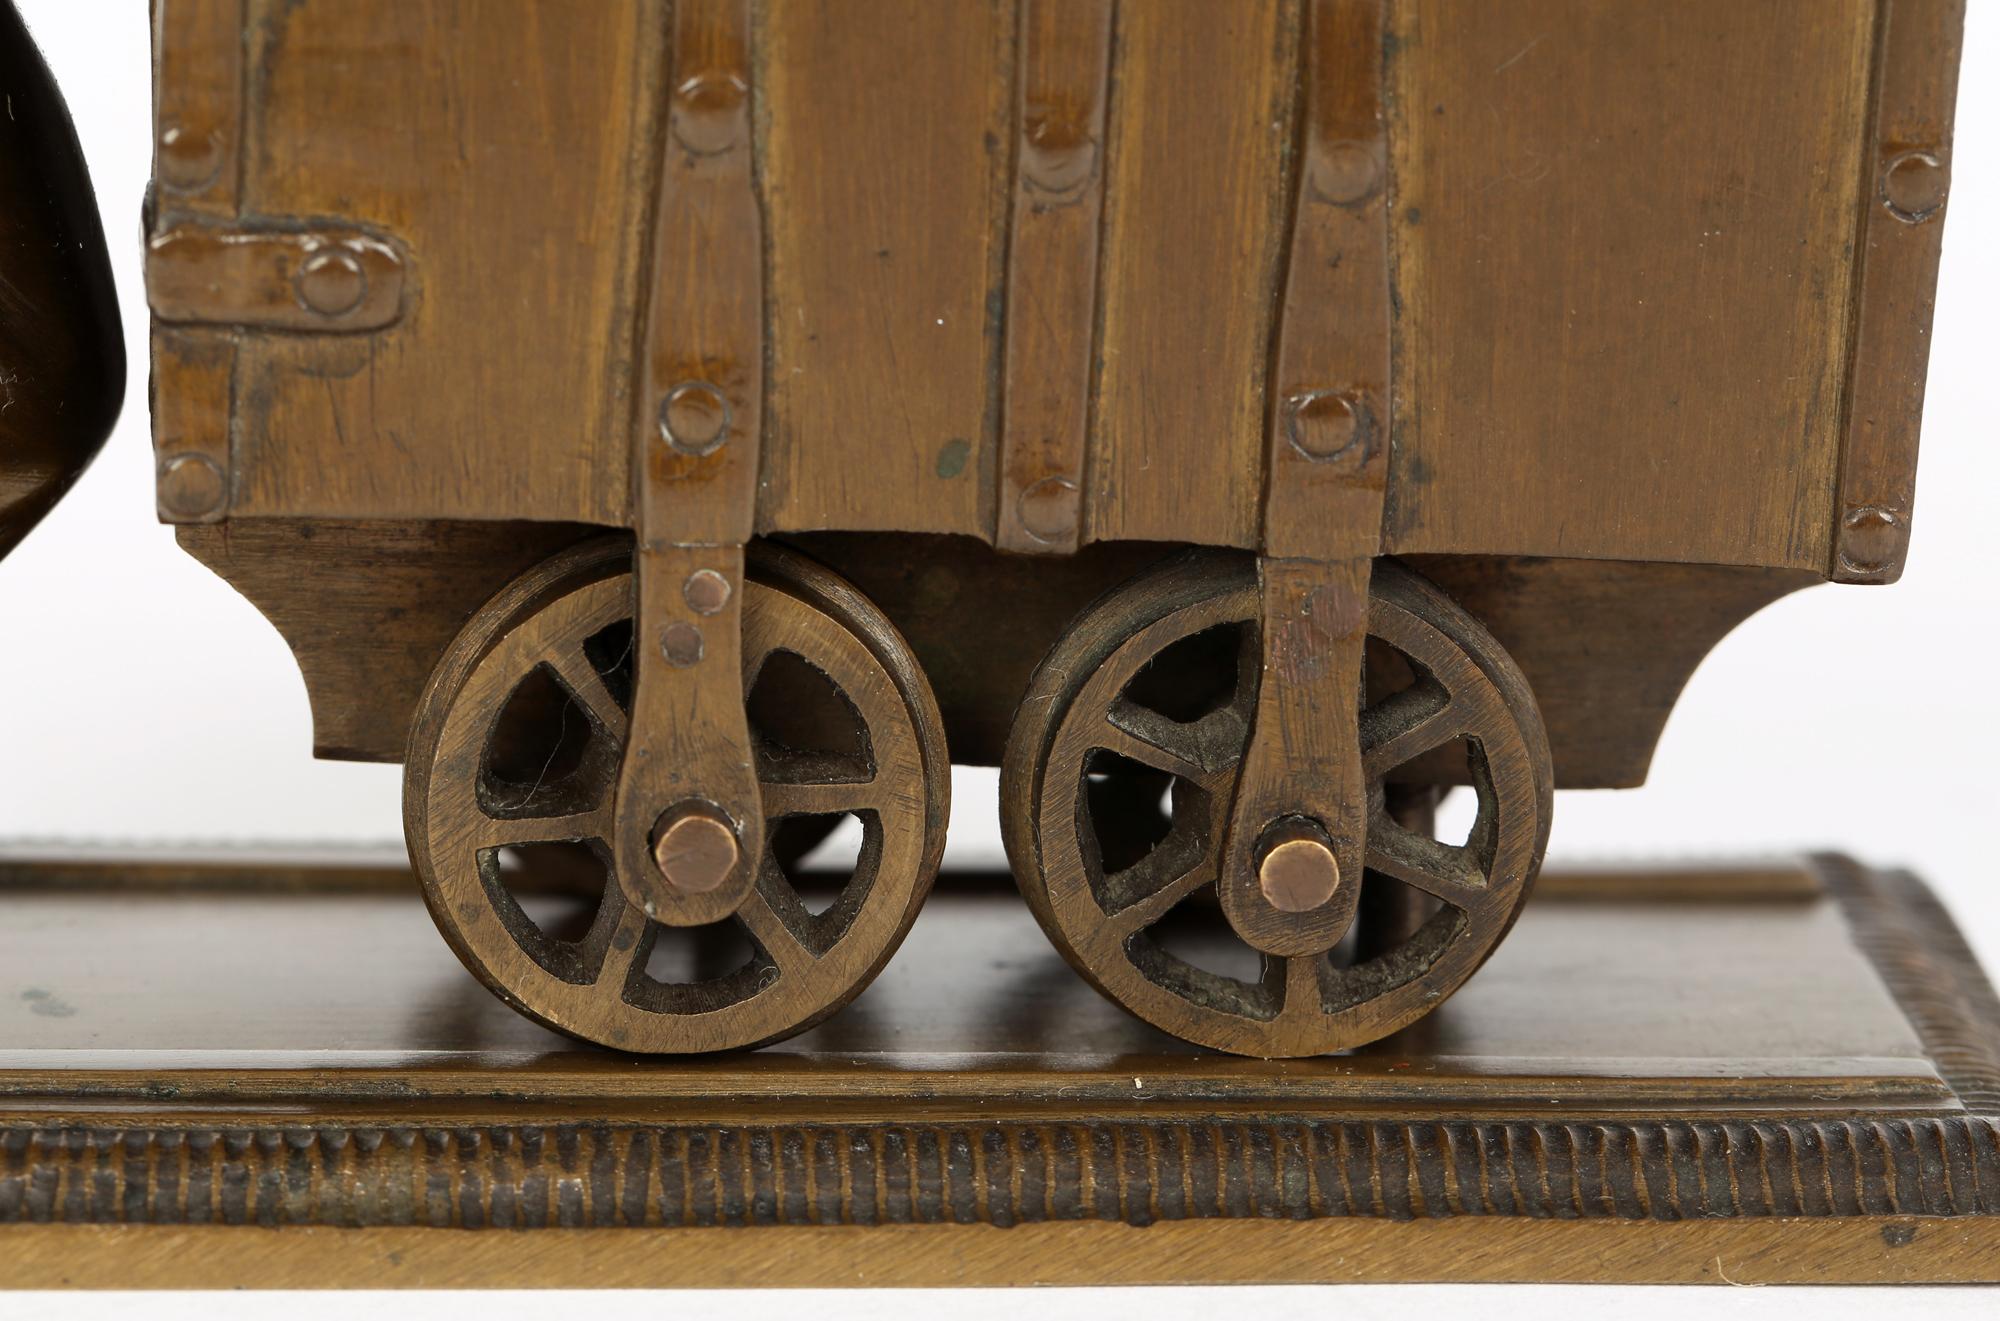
left=1, top=850, right=1996, bottom=1286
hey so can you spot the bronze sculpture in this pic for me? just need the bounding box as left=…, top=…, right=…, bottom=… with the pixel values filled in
left=5, top=2, right=1999, bottom=1286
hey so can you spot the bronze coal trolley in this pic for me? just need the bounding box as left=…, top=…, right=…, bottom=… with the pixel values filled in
left=127, top=0, right=1962, bottom=1057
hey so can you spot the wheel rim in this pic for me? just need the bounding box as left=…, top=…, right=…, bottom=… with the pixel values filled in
left=406, top=539, right=948, bottom=1053
left=1002, top=552, right=1553, bottom=1057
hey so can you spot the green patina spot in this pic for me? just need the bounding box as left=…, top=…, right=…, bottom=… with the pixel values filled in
left=21, top=988, right=75, bottom=1018
left=936, top=438, right=971, bottom=480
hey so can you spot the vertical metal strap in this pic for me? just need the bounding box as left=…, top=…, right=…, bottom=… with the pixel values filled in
left=1262, top=0, right=1392, bottom=561
left=632, top=0, right=765, bottom=548
left=150, top=0, right=246, bottom=526
left=153, top=0, right=243, bottom=219
left=1218, top=0, right=1392, bottom=951
left=993, top=0, right=1115, bottom=554
left=1830, top=0, right=1965, bottom=584
left=613, top=0, right=769, bottom=927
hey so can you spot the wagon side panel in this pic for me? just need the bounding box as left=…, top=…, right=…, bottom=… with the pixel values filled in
left=1385, top=0, right=1879, bottom=570
left=756, top=0, right=1013, bottom=539
left=178, top=0, right=661, bottom=526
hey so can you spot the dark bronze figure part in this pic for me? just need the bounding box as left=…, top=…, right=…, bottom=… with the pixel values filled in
left=0, top=0, right=121, bottom=560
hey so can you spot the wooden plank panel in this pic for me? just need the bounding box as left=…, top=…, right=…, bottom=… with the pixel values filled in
left=1084, top=0, right=1297, bottom=549
left=758, top=0, right=1012, bottom=538
left=1385, top=0, right=1877, bottom=570
left=228, top=0, right=660, bottom=525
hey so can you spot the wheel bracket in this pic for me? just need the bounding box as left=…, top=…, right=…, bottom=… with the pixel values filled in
left=1217, top=556, right=1371, bottom=957
left=612, top=0, right=768, bottom=927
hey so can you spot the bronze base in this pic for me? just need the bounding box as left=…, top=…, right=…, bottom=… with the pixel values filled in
left=1, top=850, right=1995, bottom=1286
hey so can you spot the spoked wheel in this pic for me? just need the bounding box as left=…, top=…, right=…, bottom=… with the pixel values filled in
left=406, top=538, right=949, bottom=1053
left=1001, top=552, right=1553, bottom=1057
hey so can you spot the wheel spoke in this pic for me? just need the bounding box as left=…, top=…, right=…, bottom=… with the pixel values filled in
left=1101, top=702, right=1246, bottom=786
left=1270, top=954, right=1329, bottom=1024
left=1105, top=854, right=1219, bottom=937
left=757, top=749, right=882, bottom=819
left=760, top=778, right=881, bottom=819
left=547, top=647, right=629, bottom=740
left=1364, top=815, right=1489, bottom=907
left=1096, top=720, right=1204, bottom=782
left=736, top=881, right=817, bottom=980
left=593, top=900, right=652, bottom=990
left=474, top=804, right=615, bottom=851
left=1360, top=681, right=1460, bottom=780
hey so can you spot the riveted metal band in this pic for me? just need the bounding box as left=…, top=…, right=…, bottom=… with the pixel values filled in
left=149, top=0, right=247, bottom=525
left=147, top=224, right=409, bottom=333
left=993, top=0, right=1115, bottom=554
left=1262, top=0, right=1392, bottom=561
left=1831, top=0, right=1966, bottom=583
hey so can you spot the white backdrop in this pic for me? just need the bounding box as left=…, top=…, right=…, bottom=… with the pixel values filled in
left=2, top=3, right=1996, bottom=1317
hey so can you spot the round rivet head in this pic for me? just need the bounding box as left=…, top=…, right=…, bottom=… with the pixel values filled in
left=1838, top=505, right=1904, bottom=576
left=659, top=381, right=731, bottom=456
left=1258, top=830, right=1342, bottom=914
left=1287, top=390, right=1372, bottom=463
left=157, top=122, right=225, bottom=193
left=294, top=248, right=369, bottom=319
left=1021, top=115, right=1098, bottom=203
left=671, top=71, right=748, bottom=156
left=661, top=621, right=706, bottom=668
left=1309, top=141, right=1381, bottom=206
left=683, top=569, right=732, bottom=616
left=156, top=452, right=228, bottom=520
left=652, top=807, right=741, bottom=895
left=1016, top=475, right=1081, bottom=544
left=1882, top=150, right=1947, bottom=224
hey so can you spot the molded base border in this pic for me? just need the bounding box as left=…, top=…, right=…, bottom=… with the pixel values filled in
left=2, top=855, right=1996, bottom=1287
